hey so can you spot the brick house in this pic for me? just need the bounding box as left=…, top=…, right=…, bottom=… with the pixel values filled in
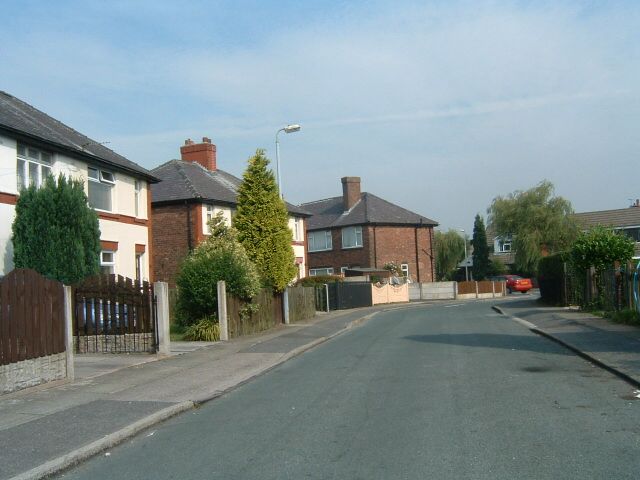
left=0, top=91, right=158, bottom=280
left=150, top=137, right=311, bottom=287
left=300, top=177, right=437, bottom=282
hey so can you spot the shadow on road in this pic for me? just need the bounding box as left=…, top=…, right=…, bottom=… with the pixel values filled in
left=403, top=333, right=571, bottom=355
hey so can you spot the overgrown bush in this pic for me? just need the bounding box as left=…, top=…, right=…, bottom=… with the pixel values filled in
left=176, top=213, right=260, bottom=325
left=604, top=309, right=640, bottom=326
left=294, top=275, right=343, bottom=287
left=183, top=317, right=220, bottom=341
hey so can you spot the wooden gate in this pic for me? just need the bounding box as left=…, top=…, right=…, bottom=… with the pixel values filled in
left=73, top=274, right=156, bottom=353
left=0, top=269, right=65, bottom=365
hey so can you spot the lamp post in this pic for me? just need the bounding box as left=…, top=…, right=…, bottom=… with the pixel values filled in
left=275, top=124, right=301, bottom=198
left=460, top=229, right=469, bottom=281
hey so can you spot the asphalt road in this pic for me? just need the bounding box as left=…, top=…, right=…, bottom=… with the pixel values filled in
left=56, top=301, right=640, bottom=479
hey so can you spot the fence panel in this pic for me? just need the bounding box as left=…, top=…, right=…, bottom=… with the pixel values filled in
left=0, top=269, right=65, bottom=366
left=288, top=286, right=316, bottom=323
left=328, top=282, right=373, bottom=310
left=457, top=281, right=476, bottom=295
left=226, top=288, right=283, bottom=338
left=73, top=274, right=156, bottom=354
left=477, top=281, right=494, bottom=294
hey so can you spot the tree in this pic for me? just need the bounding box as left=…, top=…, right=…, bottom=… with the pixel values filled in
left=471, top=214, right=491, bottom=280
left=12, top=174, right=100, bottom=284
left=233, top=149, right=297, bottom=292
left=487, top=180, right=577, bottom=275
left=176, top=212, right=260, bottom=324
left=434, top=230, right=465, bottom=281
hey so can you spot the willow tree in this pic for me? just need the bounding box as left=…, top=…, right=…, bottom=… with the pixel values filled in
left=435, top=230, right=466, bottom=281
left=487, top=180, right=577, bottom=275
left=233, top=149, right=297, bottom=292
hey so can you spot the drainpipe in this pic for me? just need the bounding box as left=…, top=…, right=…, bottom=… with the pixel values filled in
left=185, top=201, right=193, bottom=251
left=414, top=226, right=421, bottom=283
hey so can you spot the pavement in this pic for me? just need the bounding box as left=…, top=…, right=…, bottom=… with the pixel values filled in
left=2, top=295, right=640, bottom=479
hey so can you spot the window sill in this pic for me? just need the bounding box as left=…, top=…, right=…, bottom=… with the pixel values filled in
left=341, top=245, right=363, bottom=250
left=308, top=248, right=333, bottom=253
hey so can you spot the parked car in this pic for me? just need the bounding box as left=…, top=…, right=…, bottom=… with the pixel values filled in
left=494, top=275, right=532, bottom=294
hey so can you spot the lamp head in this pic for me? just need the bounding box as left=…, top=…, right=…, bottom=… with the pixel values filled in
left=284, top=124, right=301, bottom=133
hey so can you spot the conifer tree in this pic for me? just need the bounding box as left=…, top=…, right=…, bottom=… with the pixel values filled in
left=12, top=175, right=101, bottom=284
left=233, top=149, right=297, bottom=291
left=471, top=214, right=491, bottom=280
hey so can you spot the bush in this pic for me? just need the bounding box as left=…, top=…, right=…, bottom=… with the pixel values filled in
left=176, top=213, right=260, bottom=325
left=294, top=275, right=344, bottom=287
left=183, top=317, right=220, bottom=341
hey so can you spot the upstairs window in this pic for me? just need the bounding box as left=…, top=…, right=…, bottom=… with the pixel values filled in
left=134, top=180, right=141, bottom=217
left=308, top=230, right=332, bottom=252
left=88, top=167, right=115, bottom=211
left=16, top=144, right=52, bottom=190
left=292, top=218, right=303, bottom=242
left=496, top=236, right=512, bottom=253
left=342, top=226, right=363, bottom=249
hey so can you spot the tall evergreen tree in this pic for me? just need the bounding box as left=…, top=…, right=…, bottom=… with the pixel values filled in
left=471, top=214, right=491, bottom=280
left=12, top=174, right=101, bottom=284
left=233, top=149, right=297, bottom=292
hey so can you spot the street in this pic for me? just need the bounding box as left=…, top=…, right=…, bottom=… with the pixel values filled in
left=56, top=301, right=640, bottom=479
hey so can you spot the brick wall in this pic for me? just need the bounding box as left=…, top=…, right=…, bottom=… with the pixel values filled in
left=151, top=203, right=200, bottom=287
left=307, top=224, right=435, bottom=282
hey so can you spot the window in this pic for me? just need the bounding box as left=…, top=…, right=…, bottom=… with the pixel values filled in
left=401, top=263, right=409, bottom=277
left=16, top=143, right=52, bottom=190
left=496, top=236, right=512, bottom=253
left=292, top=218, right=303, bottom=241
left=134, top=180, right=141, bottom=217
left=308, top=230, right=332, bottom=252
left=88, top=167, right=115, bottom=211
left=623, top=228, right=640, bottom=242
left=135, top=252, right=144, bottom=281
left=101, top=251, right=115, bottom=275
left=342, top=226, right=363, bottom=249
left=310, top=267, right=334, bottom=276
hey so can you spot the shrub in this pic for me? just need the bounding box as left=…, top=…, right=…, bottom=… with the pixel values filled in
left=604, top=309, right=640, bottom=326
left=183, top=317, right=220, bottom=341
left=176, top=213, right=260, bottom=324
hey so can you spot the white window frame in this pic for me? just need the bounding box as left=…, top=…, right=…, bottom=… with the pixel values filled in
left=134, top=180, right=141, bottom=217
left=401, top=263, right=409, bottom=277
left=16, top=143, right=53, bottom=190
left=100, top=250, right=116, bottom=275
left=135, top=252, right=144, bottom=281
left=341, top=226, right=363, bottom=249
left=88, top=167, right=115, bottom=212
left=496, top=236, right=512, bottom=253
left=309, top=267, right=334, bottom=276
left=292, top=218, right=303, bottom=242
left=308, top=230, right=333, bottom=252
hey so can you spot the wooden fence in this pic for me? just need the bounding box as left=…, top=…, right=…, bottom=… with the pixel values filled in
left=226, top=288, right=283, bottom=338
left=287, top=286, right=316, bottom=323
left=457, top=281, right=477, bottom=295
left=73, top=274, right=156, bottom=353
left=0, top=269, right=65, bottom=366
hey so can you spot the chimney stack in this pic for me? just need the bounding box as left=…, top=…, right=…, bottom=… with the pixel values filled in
left=341, top=176, right=361, bottom=211
left=180, top=137, right=217, bottom=171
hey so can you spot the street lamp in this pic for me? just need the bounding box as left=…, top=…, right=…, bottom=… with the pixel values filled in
left=460, top=229, right=469, bottom=281
left=275, top=124, right=301, bottom=198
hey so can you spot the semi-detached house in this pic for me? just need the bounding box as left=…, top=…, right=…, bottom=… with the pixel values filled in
left=301, top=177, right=438, bottom=282
left=150, top=137, right=311, bottom=287
left=0, top=91, right=158, bottom=280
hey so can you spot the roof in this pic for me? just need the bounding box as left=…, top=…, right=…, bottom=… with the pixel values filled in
left=300, top=192, right=438, bottom=230
left=0, top=91, right=157, bottom=181
left=151, top=159, right=311, bottom=216
left=573, top=207, right=640, bottom=230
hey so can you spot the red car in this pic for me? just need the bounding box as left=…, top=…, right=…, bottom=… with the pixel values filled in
left=505, top=275, right=533, bottom=294
left=492, top=275, right=533, bottom=294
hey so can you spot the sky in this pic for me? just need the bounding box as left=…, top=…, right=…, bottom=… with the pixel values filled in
left=1, top=0, right=639, bottom=233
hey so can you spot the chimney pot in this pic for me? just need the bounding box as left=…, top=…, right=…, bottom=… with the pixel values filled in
left=180, top=136, right=217, bottom=171
left=341, top=176, right=361, bottom=211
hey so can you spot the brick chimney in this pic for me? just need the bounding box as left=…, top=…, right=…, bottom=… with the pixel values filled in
left=180, top=137, right=217, bottom=171
left=341, top=176, right=361, bottom=211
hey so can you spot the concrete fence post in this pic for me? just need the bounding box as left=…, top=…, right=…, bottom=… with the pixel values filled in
left=454, top=282, right=459, bottom=299
left=492, top=281, right=496, bottom=298
left=283, top=288, right=290, bottom=324
left=217, top=281, right=229, bottom=341
left=154, top=282, right=171, bottom=355
left=475, top=281, right=479, bottom=299
left=63, top=285, right=75, bottom=382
